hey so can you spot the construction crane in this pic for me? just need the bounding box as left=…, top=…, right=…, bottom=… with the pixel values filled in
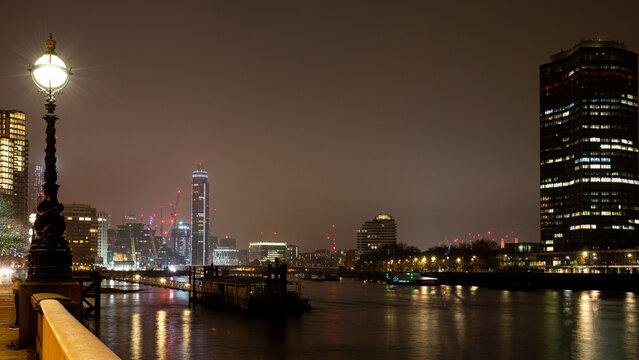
left=166, top=189, right=181, bottom=239
left=328, top=224, right=337, bottom=252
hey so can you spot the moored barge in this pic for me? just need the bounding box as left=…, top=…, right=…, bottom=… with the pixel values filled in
left=188, top=263, right=310, bottom=314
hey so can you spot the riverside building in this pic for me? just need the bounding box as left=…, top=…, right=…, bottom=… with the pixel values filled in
left=540, top=40, right=639, bottom=252
left=356, top=214, right=397, bottom=256
left=248, top=241, right=287, bottom=264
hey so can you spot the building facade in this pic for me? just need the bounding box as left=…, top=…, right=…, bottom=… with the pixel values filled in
left=0, top=110, right=28, bottom=225
left=356, top=214, right=397, bottom=256
left=114, top=222, right=156, bottom=268
left=96, top=211, right=110, bottom=267
left=171, top=221, right=190, bottom=264
left=190, top=164, right=210, bottom=265
left=212, top=248, right=239, bottom=265
left=28, top=164, right=43, bottom=214
left=63, top=204, right=98, bottom=269
left=540, top=40, right=639, bottom=252
left=286, top=244, right=299, bottom=265
left=219, top=236, right=236, bottom=249
left=248, top=242, right=287, bottom=264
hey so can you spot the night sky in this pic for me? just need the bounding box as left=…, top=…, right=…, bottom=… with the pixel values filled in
left=1, top=1, right=638, bottom=251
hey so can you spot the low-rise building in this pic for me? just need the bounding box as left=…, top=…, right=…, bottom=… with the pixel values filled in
left=249, top=241, right=287, bottom=264
left=213, top=248, right=239, bottom=265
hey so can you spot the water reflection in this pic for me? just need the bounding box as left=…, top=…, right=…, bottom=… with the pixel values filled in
left=99, top=280, right=639, bottom=360
left=156, top=310, right=166, bottom=360
left=624, top=292, right=637, bottom=357
left=576, top=291, right=596, bottom=359
left=497, top=290, right=512, bottom=360
left=181, top=309, right=191, bottom=358
left=131, top=313, right=141, bottom=360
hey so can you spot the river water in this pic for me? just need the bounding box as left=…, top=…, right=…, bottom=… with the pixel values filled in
left=97, top=278, right=639, bottom=360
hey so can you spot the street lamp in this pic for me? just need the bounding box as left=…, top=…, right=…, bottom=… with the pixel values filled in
left=26, top=33, right=72, bottom=281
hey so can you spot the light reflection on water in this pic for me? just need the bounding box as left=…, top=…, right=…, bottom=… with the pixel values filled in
left=97, top=279, right=639, bottom=360
left=131, top=313, right=140, bottom=360
left=625, top=293, right=637, bottom=356
left=181, top=309, right=191, bottom=359
left=156, top=311, right=166, bottom=360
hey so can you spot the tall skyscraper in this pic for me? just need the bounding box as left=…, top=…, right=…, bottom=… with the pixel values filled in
left=356, top=214, right=397, bottom=256
left=28, top=164, right=44, bottom=214
left=540, top=40, right=639, bottom=252
left=63, top=204, right=98, bottom=269
left=0, top=110, right=28, bottom=225
left=190, top=164, right=210, bottom=265
left=97, top=211, right=111, bottom=267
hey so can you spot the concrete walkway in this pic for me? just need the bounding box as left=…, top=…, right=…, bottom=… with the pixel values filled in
left=0, top=278, right=30, bottom=359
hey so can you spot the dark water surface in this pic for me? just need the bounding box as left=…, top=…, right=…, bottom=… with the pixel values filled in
left=97, top=278, right=639, bottom=360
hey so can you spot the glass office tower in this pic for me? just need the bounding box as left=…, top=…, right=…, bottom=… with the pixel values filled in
left=540, top=40, right=639, bottom=251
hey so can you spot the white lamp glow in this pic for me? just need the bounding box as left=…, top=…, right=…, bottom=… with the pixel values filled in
left=30, top=33, right=70, bottom=94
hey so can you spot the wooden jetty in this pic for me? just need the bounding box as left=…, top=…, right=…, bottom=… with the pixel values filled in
left=102, top=263, right=311, bottom=314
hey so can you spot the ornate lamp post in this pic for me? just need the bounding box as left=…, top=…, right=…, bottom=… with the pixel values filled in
left=19, top=33, right=80, bottom=349
left=26, top=33, right=72, bottom=280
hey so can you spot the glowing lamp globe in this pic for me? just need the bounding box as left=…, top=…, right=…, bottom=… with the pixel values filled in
left=30, top=34, right=70, bottom=94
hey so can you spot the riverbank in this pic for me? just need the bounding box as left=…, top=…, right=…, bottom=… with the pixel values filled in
left=359, top=271, right=639, bottom=291
left=420, top=271, right=639, bottom=291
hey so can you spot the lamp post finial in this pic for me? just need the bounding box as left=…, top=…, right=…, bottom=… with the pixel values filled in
left=45, top=33, right=56, bottom=54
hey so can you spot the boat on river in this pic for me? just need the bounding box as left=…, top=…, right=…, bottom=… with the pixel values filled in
left=384, top=272, right=439, bottom=285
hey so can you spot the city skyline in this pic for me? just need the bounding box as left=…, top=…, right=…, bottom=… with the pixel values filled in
left=1, top=1, right=639, bottom=251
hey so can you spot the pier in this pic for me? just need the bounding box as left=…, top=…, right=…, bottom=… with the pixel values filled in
left=102, top=264, right=311, bottom=313
left=102, top=271, right=192, bottom=291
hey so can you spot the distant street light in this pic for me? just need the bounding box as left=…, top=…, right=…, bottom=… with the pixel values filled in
left=26, top=33, right=72, bottom=280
